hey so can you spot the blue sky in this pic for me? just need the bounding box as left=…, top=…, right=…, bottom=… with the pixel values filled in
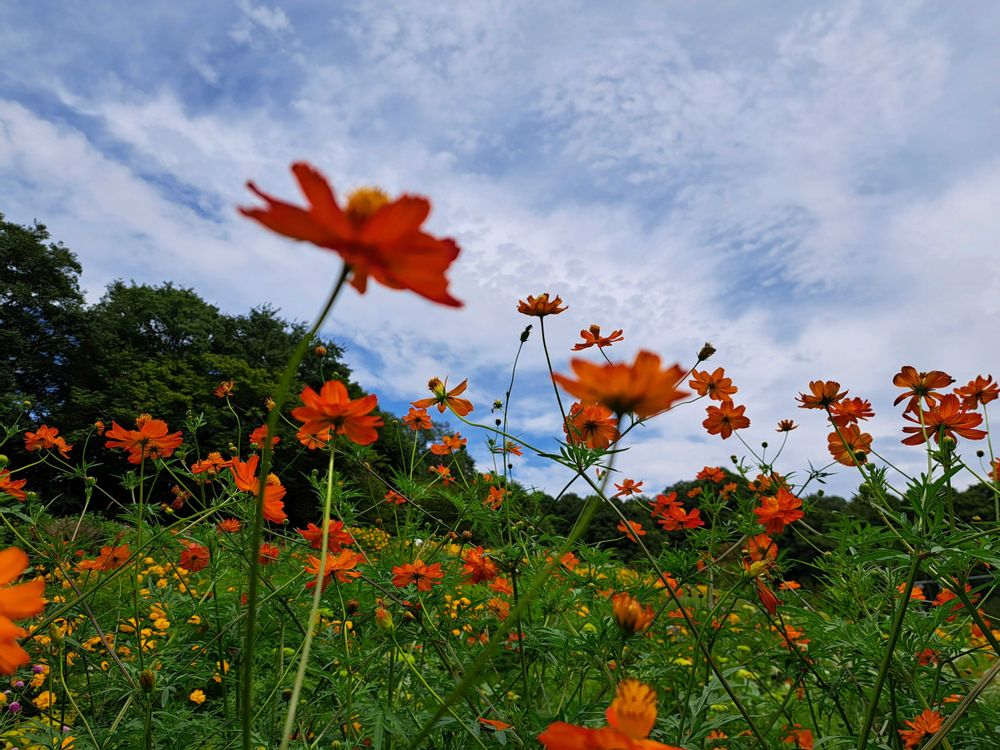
left=2, top=1, right=998, bottom=499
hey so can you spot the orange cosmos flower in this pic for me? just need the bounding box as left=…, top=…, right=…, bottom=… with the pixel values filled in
left=24, top=425, right=73, bottom=458
left=517, top=293, right=567, bottom=317
left=901, top=394, right=986, bottom=445
left=703, top=402, right=750, bottom=439
left=391, top=560, right=444, bottom=591
left=292, top=380, right=383, bottom=447
left=553, top=351, right=689, bottom=419
left=484, top=485, right=505, bottom=510
left=384, top=489, right=407, bottom=505
left=503, top=440, right=523, bottom=456
left=0, top=471, right=27, bottom=502
left=240, top=162, right=462, bottom=306
left=213, top=380, right=235, bottom=398
left=754, top=488, right=805, bottom=534
left=0, top=547, right=46, bottom=674
left=191, top=452, right=232, bottom=475
left=893, top=366, right=954, bottom=413
left=828, top=397, right=874, bottom=427
left=217, top=518, right=242, bottom=534
left=248, top=424, right=279, bottom=449
left=784, top=726, right=814, bottom=749
left=478, top=718, right=512, bottom=732
left=611, top=593, right=654, bottom=636
left=617, top=520, right=646, bottom=543
left=229, top=456, right=288, bottom=524
left=615, top=478, right=643, bottom=497
left=179, top=543, right=210, bottom=573
left=430, top=432, right=467, bottom=455
left=304, top=550, right=363, bottom=590
left=564, top=402, right=620, bottom=449
left=538, top=680, right=682, bottom=750
left=402, top=407, right=433, bottom=430
left=776, top=419, right=798, bottom=432
left=94, top=545, right=131, bottom=571
left=429, top=464, right=455, bottom=485
left=898, top=708, right=943, bottom=749
left=462, top=547, right=499, bottom=584
left=656, top=504, right=703, bottom=531
left=105, top=418, right=183, bottom=464
left=688, top=368, right=738, bottom=402
left=828, top=425, right=873, bottom=466
left=258, top=543, right=281, bottom=565
left=797, top=380, right=848, bottom=410
left=573, top=324, right=624, bottom=350
left=296, top=521, right=354, bottom=551
left=696, top=466, right=725, bottom=483
left=746, top=534, right=778, bottom=563
left=955, top=374, right=999, bottom=409
left=412, top=377, right=474, bottom=417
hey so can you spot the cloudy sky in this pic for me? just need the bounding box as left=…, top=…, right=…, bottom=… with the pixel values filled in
left=2, top=1, right=998, bottom=499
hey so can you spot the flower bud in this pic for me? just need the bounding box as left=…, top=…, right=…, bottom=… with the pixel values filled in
left=697, top=342, right=716, bottom=361
left=314, top=345, right=328, bottom=357
left=139, top=669, right=156, bottom=693
left=374, top=606, right=394, bottom=632
left=610, top=592, right=654, bottom=636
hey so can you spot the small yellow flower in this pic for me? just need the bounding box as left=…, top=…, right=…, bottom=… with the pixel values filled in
left=190, top=689, right=206, bottom=705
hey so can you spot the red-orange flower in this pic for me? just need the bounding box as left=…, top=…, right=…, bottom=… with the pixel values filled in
left=615, top=478, right=644, bottom=497
left=430, top=432, right=467, bottom=455
left=517, top=293, right=567, bottom=317
left=828, top=397, right=874, bottom=427
left=296, top=521, right=355, bottom=551
left=754, top=489, right=805, bottom=534
left=797, top=381, right=847, bottom=410
left=689, top=368, right=738, bottom=402
left=412, top=377, right=474, bottom=417
left=784, top=726, right=814, bottom=749
left=484, top=485, right=505, bottom=510
left=746, top=534, right=778, bottom=563
left=553, top=351, right=689, bottom=419
left=213, top=380, right=235, bottom=398
left=217, top=518, right=242, bottom=534
left=105, top=418, right=183, bottom=464
left=94, top=545, right=131, bottom=571
left=191, top=452, right=232, bottom=475
left=901, top=394, right=986, bottom=445
left=304, top=550, right=363, bottom=590
left=564, top=402, right=620, bottom=449
left=573, top=325, right=624, bottom=350
left=179, top=543, right=210, bottom=573
left=240, top=162, right=462, bottom=307
left=0, top=547, right=46, bottom=674
left=617, top=520, right=646, bottom=543
left=429, top=464, right=455, bottom=485
left=756, top=579, right=780, bottom=615
left=955, top=374, right=999, bottom=409
left=258, top=543, right=281, bottom=565
left=462, top=547, right=499, bottom=584
left=292, top=380, right=383, bottom=447
left=656, top=504, right=703, bottom=531
left=611, top=593, right=654, bottom=636
left=248, top=424, right=280, bottom=449
left=893, top=366, right=954, bottom=413
left=828, top=425, right=873, bottom=466
left=402, top=407, right=432, bottom=430
left=696, top=466, right=725, bottom=484
left=391, top=560, right=444, bottom=591
left=0, top=471, right=27, bottom=502
left=24, top=425, right=73, bottom=458
left=384, top=489, right=407, bottom=505
left=229, top=456, right=288, bottom=524
left=478, top=718, right=512, bottom=732
left=898, top=708, right=943, bottom=749
left=703, top=402, right=750, bottom=439
left=538, top=680, right=682, bottom=750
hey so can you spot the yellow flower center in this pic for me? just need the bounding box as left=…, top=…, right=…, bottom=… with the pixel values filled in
left=346, top=187, right=390, bottom=224
left=136, top=413, right=153, bottom=428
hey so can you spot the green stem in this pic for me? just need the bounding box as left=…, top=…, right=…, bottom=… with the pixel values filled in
left=241, top=266, right=349, bottom=750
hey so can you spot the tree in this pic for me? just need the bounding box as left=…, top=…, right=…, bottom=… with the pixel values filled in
left=0, top=214, right=86, bottom=416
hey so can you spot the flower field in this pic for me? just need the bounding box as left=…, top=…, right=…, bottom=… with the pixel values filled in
left=1, top=164, right=998, bottom=750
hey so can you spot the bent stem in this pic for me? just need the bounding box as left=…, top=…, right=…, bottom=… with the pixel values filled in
left=241, top=266, right=349, bottom=750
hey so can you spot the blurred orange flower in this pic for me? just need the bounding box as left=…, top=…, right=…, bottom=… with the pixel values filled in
left=617, top=520, right=646, bottom=543
left=292, top=380, right=383, bottom=447
left=430, top=433, right=467, bottom=455
left=689, top=368, right=738, bottom=402
left=955, top=374, right=998, bottom=409
left=754, top=489, right=804, bottom=534
left=615, top=478, right=643, bottom=497
left=402, top=407, right=432, bottom=430
left=538, top=680, right=681, bottom=750
left=180, top=543, right=210, bottom=573
left=105, top=418, right=183, bottom=464
left=296, top=521, right=355, bottom=551
left=0, top=471, right=27, bottom=503
left=553, top=351, right=688, bottom=419
left=898, top=708, right=943, bottom=749
left=462, top=547, right=499, bottom=584
left=240, top=162, right=462, bottom=307
left=611, top=593, right=654, bottom=635
left=0, top=547, right=46, bottom=674
left=94, top=545, right=131, bottom=571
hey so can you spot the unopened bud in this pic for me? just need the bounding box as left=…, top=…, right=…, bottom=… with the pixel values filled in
left=374, top=606, right=394, bottom=632
left=139, top=669, right=156, bottom=693
left=346, top=599, right=360, bottom=615
left=314, top=345, right=328, bottom=357
left=265, top=397, right=276, bottom=411
left=520, top=325, right=532, bottom=343
left=697, top=342, right=716, bottom=361
left=0, top=455, right=7, bottom=469
left=461, top=530, right=473, bottom=540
